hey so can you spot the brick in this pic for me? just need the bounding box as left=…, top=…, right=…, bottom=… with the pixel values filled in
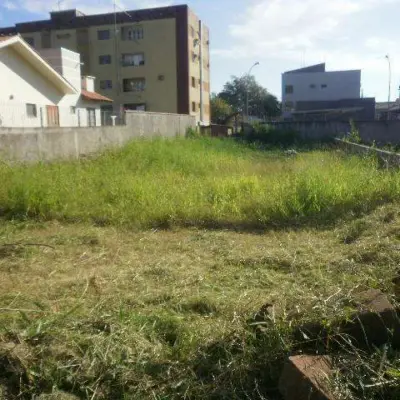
left=339, top=289, right=400, bottom=349
left=279, top=355, right=336, bottom=400
left=293, top=289, right=400, bottom=351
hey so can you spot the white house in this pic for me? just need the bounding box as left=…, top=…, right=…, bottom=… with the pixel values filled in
left=0, top=35, right=112, bottom=128
left=282, top=63, right=361, bottom=118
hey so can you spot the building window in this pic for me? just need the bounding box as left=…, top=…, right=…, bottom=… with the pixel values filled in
left=56, top=33, right=71, bottom=39
left=100, top=80, right=113, bottom=90
left=101, top=105, right=113, bottom=112
left=321, top=84, right=327, bottom=89
left=121, top=26, right=144, bottom=41
left=23, top=37, right=35, bottom=47
left=99, top=55, right=112, bottom=65
left=310, top=84, right=316, bottom=89
left=70, top=106, right=76, bottom=115
left=98, top=30, right=110, bottom=40
left=191, top=77, right=196, bottom=88
left=285, top=85, right=294, bottom=94
left=122, top=53, right=145, bottom=67
left=124, top=103, right=146, bottom=111
left=87, top=108, right=96, bottom=127
left=41, top=31, right=51, bottom=48
left=123, top=78, right=146, bottom=92
left=192, top=102, right=196, bottom=112
left=26, top=104, right=37, bottom=118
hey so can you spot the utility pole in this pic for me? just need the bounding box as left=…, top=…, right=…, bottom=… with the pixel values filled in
left=385, top=55, right=391, bottom=120
left=199, top=20, right=204, bottom=125
left=245, top=62, right=260, bottom=122
left=113, top=0, right=119, bottom=99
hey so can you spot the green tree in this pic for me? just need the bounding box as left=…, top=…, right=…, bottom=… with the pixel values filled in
left=219, top=75, right=280, bottom=119
left=210, top=93, right=233, bottom=124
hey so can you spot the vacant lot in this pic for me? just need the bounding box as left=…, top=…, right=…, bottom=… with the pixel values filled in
left=0, top=139, right=399, bottom=399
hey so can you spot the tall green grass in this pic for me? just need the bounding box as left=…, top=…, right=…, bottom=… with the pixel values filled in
left=0, top=138, right=399, bottom=228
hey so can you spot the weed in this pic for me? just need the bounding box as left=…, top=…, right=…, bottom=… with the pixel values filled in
left=346, top=119, right=362, bottom=144
left=185, top=126, right=199, bottom=138
left=0, top=138, right=400, bottom=229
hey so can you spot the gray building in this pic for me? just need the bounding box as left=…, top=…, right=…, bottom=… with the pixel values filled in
left=281, top=63, right=374, bottom=121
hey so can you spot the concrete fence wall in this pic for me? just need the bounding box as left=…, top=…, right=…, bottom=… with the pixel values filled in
left=271, top=120, right=400, bottom=144
left=0, top=110, right=196, bottom=162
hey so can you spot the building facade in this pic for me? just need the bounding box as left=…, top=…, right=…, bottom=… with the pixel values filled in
left=0, top=6, right=211, bottom=124
left=282, top=63, right=367, bottom=120
left=0, top=35, right=112, bottom=128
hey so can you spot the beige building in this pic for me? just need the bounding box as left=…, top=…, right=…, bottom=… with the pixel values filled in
left=0, top=5, right=211, bottom=124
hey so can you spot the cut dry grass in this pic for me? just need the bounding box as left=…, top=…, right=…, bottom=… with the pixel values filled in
left=0, top=139, right=399, bottom=399
left=0, top=202, right=399, bottom=399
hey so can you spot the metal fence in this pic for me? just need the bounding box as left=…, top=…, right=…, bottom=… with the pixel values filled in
left=0, top=102, right=125, bottom=128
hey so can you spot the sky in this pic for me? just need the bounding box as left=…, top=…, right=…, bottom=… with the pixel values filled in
left=1, top=0, right=400, bottom=101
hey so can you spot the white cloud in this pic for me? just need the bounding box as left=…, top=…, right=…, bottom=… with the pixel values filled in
left=212, top=0, right=400, bottom=100
left=5, top=0, right=173, bottom=16
left=3, top=1, right=17, bottom=10
left=213, top=0, right=395, bottom=60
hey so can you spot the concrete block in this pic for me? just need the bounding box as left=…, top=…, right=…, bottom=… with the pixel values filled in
left=279, top=355, right=336, bottom=400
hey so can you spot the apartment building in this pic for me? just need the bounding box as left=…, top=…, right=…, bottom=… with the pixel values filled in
left=0, top=5, right=211, bottom=123
left=282, top=63, right=374, bottom=121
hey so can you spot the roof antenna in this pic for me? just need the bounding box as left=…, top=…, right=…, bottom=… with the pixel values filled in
left=113, top=0, right=132, bottom=18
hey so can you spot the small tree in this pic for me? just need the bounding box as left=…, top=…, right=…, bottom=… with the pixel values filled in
left=211, top=94, right=233, bottom=124
left=218, top=76, right=280, bottom=119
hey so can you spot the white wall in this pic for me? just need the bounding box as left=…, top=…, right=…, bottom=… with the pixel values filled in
left=56, top=101, right=101, bottom=127
left=39, top=48, right=82, bottom=93
left=82, top=77, right=95, bottom=93
left=75, top=100, right=102, bottom=127
left=282, top=70, right=361, bottom=109
left=0, top=46, right=64, bottom=127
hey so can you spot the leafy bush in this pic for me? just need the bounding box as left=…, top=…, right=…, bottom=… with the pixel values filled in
left=247, top=123, right=301, bottom=146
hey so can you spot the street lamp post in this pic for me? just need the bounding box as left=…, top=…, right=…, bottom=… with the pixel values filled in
left=385, top=55, right=391, bottom=120
left=245, top=62, right=260, bottom=122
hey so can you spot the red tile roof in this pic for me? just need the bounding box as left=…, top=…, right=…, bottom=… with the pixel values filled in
left=81, top=89, right=112, bottom=102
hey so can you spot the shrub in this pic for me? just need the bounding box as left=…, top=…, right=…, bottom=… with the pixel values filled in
left=345, top=119, right=362, bottom=144
left=247, top=123, right=301, bottom=146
